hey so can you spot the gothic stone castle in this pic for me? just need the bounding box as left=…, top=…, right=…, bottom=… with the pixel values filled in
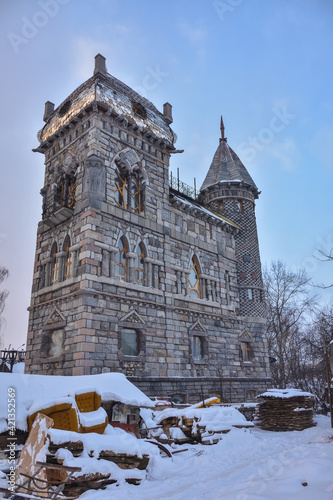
left=25, top=54, right=271, bottom=403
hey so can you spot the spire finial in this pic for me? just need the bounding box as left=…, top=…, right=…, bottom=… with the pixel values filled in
left=220, top=115, right=225, bottom=141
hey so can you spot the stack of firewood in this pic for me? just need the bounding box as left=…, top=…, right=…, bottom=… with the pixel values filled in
left=255, top=389, right=315, bottom=431
left=47, top=437, right=149, bottom=496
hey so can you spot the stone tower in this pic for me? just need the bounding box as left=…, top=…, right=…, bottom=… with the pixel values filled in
left=25, top=55, right=271, bottom=403
left=199, top=116, right=265, bottom=318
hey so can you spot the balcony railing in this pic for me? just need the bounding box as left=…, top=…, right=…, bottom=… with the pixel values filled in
left=169, top=171, right=198, bottom=201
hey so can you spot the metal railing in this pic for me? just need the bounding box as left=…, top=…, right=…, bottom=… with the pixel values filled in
left=169, top=170, right=198, bottom=200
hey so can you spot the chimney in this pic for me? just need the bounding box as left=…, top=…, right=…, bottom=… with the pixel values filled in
left=94, top=54, right=107, bottom=76
left=163, top=102, right=173, bottom=124
left=43, top=101, right=55, bottom=122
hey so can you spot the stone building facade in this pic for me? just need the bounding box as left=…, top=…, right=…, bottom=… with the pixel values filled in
left=25, top=54, right=271, bottom=402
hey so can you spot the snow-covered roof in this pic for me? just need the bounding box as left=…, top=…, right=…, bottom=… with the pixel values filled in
left=39, top=71, right=174, bottom=146
left=257, top=388, right=315, bottom=399
left=170, top=194, right=240, bottom=229
left=0, top=372, right=154, bottom=432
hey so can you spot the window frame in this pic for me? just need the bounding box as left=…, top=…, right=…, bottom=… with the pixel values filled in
left=114, top=164, right=142, bottom=214
left=115, top=236, right=128, bottom=282
left=134, top=242, right=146, bottom=286
left=240, top=341, right=252, bottom=363
left=118, top=321, right=146, bottom=362
left=191, top=335, right=204, bottom=361
left=237, top=199, right=243, bottom=212
left=63, top=236, right=72, bottom=280
left=188, top=256, right=201, bottom=299
left=50, top=243, right=58, bottom=285
left=189, top=330, right=207, bottom=365
left=41, top=319, right=66, bottom=362
left=120, top=328, right=140, bottom=357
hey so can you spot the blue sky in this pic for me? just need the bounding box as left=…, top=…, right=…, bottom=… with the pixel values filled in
left=0, top=0, right=332, bottom=348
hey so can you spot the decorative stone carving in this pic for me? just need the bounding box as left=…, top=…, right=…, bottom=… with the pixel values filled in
left=120, top=309, right=146, bottom=324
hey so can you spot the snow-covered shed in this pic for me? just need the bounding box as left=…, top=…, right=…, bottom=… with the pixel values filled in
left=0, top=372, right=154, bottom=434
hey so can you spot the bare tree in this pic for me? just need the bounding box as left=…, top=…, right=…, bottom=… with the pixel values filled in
left=314, top=247, right=333, bottom=289
left=263, top=261, right=316, bottom=388
left=300, top=305, right=333, bottom=407
left=0, top=267, right=9, bottom=347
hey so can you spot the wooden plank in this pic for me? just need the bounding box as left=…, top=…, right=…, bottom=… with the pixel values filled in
left=15, top=413, right=54, bottom=498
left=35, top=461, right=82, bottom=472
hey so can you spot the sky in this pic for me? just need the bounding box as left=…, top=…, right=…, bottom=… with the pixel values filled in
left=0, top=0, right=332, bottom=349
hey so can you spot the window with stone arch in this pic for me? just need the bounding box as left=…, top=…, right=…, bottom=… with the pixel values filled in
left=50, top=243, right=58, bottom=284
left=63, top=236, right=72, bottom=280
left=134, top=242, right=146, bottom=286
left=115, top=236, right=128, bottom=282
left=114, top=164, right=142, bottom=214
left=188, top=256, right=200, bottom=298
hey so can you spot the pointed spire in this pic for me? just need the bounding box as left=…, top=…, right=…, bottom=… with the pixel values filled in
left=220, top=115, right=225, bottom=141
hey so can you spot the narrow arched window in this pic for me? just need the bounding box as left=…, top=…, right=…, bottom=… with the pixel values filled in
left=188, top=256, right=200, bottom=298
left=63, top=236, right=72, bottom=279
left=114, top=165, right=142, bottom=214
left=114, top=165, right=128, bottom=209
left=241, top=342, right=251, bottom=362
left=115, top=237, right=128, bottom=281
left=50, top=243, right=58, bottom=284
left=134, top=242, right=145, bottom=285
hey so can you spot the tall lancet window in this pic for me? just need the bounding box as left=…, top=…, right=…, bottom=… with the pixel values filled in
left=114, top=165, right=142, bottom=214
left=188, top=256, right=200, bottom=298
left=115, top=237, right=128, bottom=282
left=50, top=243, right=58, bottom=284
left=114, top=165, right=128, bottom=209
left=63, top=236, right=72, bottom=279
left=134, top=242, right=145, bottom=285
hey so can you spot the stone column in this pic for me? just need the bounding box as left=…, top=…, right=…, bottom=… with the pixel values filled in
left=152, top=264, right=158, bottom=289
left=57, top=251, right=66, bottom=281
left=102, top=249, right=110, bottom=277
left=127, top=252, right=136, bottom=283
left=200, top=278, right=206, bottom=299
left=206, top=279, right=212, bottom=301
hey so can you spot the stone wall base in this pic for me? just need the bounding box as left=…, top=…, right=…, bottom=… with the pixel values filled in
left=129, top=376, right=272, bottom=404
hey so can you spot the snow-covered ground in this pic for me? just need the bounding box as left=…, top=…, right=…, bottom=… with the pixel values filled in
left=1, top=415, right=332, bottom=499
left=77, top=415, right=333, bottom=500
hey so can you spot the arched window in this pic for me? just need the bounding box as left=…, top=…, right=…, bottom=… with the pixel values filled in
left=50, top=243, right=58, bottom=284
left=130, top=173, right=141, bottom=213
left=241, top=342, right=251, bottom=362
left=63, top=236, right=72, bottom=279
left=115, top=237, right=128, bottom=281
left=114, top=165, right=142, bottom=214
left=188, top=256, right=200, bottom=298
left=134, top=242, right=145, bottom=285
left=114, top=165, right=128, bottom=209
left=191, top=336, right=203, bottom=360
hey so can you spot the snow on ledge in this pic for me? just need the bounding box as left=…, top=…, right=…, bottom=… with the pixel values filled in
left=257, top=388, right=315, bottom=399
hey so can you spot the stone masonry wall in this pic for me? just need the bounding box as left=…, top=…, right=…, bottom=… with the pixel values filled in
left=25, top=106, right=271, bottom=402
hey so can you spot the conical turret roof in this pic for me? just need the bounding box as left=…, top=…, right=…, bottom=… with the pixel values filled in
left=200, top=118, right=258, bottom=193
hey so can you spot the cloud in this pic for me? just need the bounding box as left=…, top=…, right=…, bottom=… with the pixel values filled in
left=179, top=21, right=206, bottom=44
left=178, top=21, right=206, bottom=59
